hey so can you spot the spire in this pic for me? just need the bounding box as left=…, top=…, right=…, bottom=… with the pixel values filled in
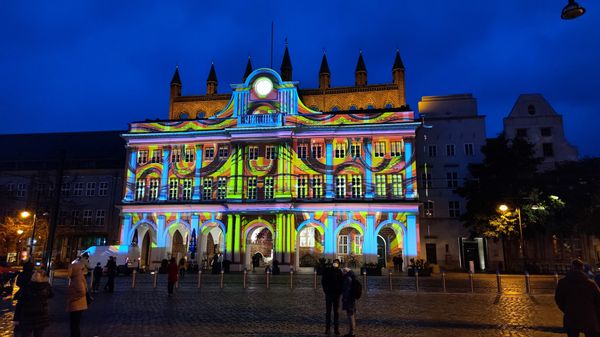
left=355, top=51, right=367, bottom=86
left=280, top=39, right=292, bottom=81
left=206, top=62, right=218, bottom=95
left=243, top=56, right=253, bottom=82
left=170, top=65, right=181, bottom=85
left=392, top=49, right=404, bottom=70
left=319, top=51, right=331, bottom=90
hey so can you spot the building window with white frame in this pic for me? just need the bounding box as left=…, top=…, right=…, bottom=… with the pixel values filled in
left=168, top=178, right=178, bottom=200
left=71, top=210, right=80, bottom=226
left=95, top=210, right=105, bottom=226
left=428, top=145, right=437, bottom=157
left=449, top=201, right=460, bottom=218
left=151, top=149, right=161, bottom=163
left=83, top=210, right=93, bottom=226
left=446, top=144, right=455, bottom=157
left=205, top=147, right=215, bottom=160
left=390, top=174, right=403, bottom=197
left=61, top=183, right=70, bottom=197
left=447, top=172, right=458, bottom=188
left=86, top=182, right=96, bottom=197
left=299, top=227, right=315, bottom=247
left=217, top=177, right=227, bottom=200
left=424, top=201, right=434, bottom=217
left=99, top=182, right=109, bottom=196
left=247, top=177, right=257, bottom=200
left=265, top=146, right=276, bottom=160
left=338, top=235, right=349, bottom=254
left=391, top=141, right=403, bottom=157
left=334, top=143, right=346, bottom=158
left=135, top=180, right=145, bottom=201
left=73, top=183, right=83, bottom=197
left=350, top=143, right=361, bottom=158
left=351, top=175, right=362, bottom=198
left=335, top=176, right=346, bottom=198
left=311, top=176, right=323, bottom=198
left=182, top=179, right=193, bottom=200
left=374, top=141, right=386, bottom=157
left=297, top=144, right=308, bottom=159
left=353, top=235, right=363, bottom=254
left=218, top=145, right=229, bottom=159
left=464, top=143, right=474, bottom=156
left=248, top=146, right=259, bottom=160
left=148, top=179, right=159, bottom=201
left=264, top=176, right=274, bottom=199
left=421, top=172, right=432, bottom=189
left=202, top=177, right=213, bottom=200
left=297, top=175, right=308, bottom=198
left=311, top=144, right=323, bottom=159
left=375, top=175, right=386, bottom=197
left=184, top=146, right=194, bottom=163
left=137, top=150, right=148, bottom=165
left=17, top=183, right=27, bottom=198
left=171, top=147, right=181, bottom=163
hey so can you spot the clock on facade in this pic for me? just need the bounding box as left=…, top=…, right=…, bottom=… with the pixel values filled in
left=253, top=77, right=273, bottom=97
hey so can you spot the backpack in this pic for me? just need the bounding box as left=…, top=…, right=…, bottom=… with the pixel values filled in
left=351, top=277, right=362, bottom=300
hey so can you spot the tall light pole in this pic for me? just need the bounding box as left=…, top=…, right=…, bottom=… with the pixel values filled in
left=498, top=204, right=526, bottom=270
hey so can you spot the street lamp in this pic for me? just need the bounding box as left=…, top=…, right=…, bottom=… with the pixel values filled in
left=498, top=204, right=526, bottom=270
left=20, top=210, right=38, bottom=260
left=561, top=0, right=586, bottom=20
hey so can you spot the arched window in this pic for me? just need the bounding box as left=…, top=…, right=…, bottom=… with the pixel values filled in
left=349, top=105, right=358, bottom=111
left=331, top=106, right=340, bottom=112
left=179, top=112, right=190, bottom=119
left=527, top=105, right=536, bottom=115
left=367, top=104, right=375, bottom=110
left=196, top=111, right=206, bottom=119
left=310, top=106, right=320, bottom=111
left=385, top=103, right=393, bottom=109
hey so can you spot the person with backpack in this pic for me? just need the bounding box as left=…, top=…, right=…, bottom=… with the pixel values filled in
left=15, top=270, right=54, bottom=337
left=322, top=258, right=343, bottom=335
left=341, top=267, right=360, bottom=337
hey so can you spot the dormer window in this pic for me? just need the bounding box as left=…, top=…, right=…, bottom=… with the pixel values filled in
left=528, top=104, right=536, bottom=115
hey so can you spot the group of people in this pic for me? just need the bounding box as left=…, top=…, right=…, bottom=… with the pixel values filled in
left=321, top=259, right=360, bottom=337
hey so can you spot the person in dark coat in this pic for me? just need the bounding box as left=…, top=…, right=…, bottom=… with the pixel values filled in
left=16, top=270, right=54, bottom=337
left=322, top=258, right=343, bottom=335
left=167, top=257, right=178, bottom=295
left=252, top=253, right=261, bottom=272
left=13, top=261, right=34, bottom=336
left=555, top=259, right=600, bottom=337
left=341, top=267, right=357, bottom=337
left=92, top=263, right=102, bottom=293
left=103, top=257, right=117, bottom=293
left=178, top=258, right=186, bottom=279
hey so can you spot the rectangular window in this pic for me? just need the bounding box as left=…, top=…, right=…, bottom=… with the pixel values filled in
left=334, top=143, right=346, bottom=159
left=446, top=144, right=455, bottom=157
left=99, top=182, right=109, bottom=196
left=17, top=183, right=27, bottom=197
left=390, top=174, right=403, bottom=197
left=148, top=179, right=159, bottom=201
left=297, top=175, right=308, bottom=198
left=184, top=146, right=194, bottom=163
left=265, top=146, right=276, bottom=160
left=73, top=183, right=83, bottom=197
left=464, top=143, right=474, bottom=156
left=428, top=145, right=437, bottom=157
left=171, top=147, right=181, bottom=163
left=424, top=201, right=434, bottom=217
left=151, top=149, right=161, bottom=163
left=311, top=144, right=323, bottom=159
left=83, top=210, right=93, bottom=226
left=421, top=172, right=432, bottom=189
left=135, top=180, right=145, bottom=201
left=95, top=210, right=105, bottom=226
left=375, top=175, right=386, bottom=197
left=182, top=179, right=193, bottom=200
left=297, top=144, right=308, bottom=159
left=375, top=141, right=386, bottom=157
left=218, top=145, right=229, bottom=159
left=338, top=235, right=349, bottom=255
left=168, top=178, right=178, bottom=200
left=248, top=146, right=259, bottom=160
left=48, top=184, right=55, bottom=198
left=335, top=176, right=346, bottom=198
left=71, top=210, right=80, bottom=226
left=541, top=127, right=552, bottom=137
left=449, top=201, right=460, bottom=218
left=205, top=147, right=215, bottom=160
left=61, top=183, right=70, bottom=197
left=351, top=175, right=362, bottom=198
left=353, top=235, right=363, bottom=255
left=264, top=176, right=274, bottom=199
left=543, top=143, right=554, bottom=157
left=247, top=177, right=257, bottom=200
left=516, top=128, right=528, bottom=138
left=446, top=172, right=458, bottom=188
left=300, top=227, right=315, bottom=248
left=86, top=182, right=96, bottom=197
left=137, top=150, right=148, bottom=165
left=391, top=141, right=403, bottom=157
left=350, top=143, right=361, bottom=158
left=202, top=178, right=213, bottom=200
left=217, top=177, right=228, bottom=200
left=311, top=176, right=323, bottom=198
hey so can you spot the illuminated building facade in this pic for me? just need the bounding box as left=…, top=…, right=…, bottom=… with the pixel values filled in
left=120, top=50, right=420, bottom=271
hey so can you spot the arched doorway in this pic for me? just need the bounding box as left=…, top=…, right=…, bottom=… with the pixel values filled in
left=375, top=223, right=405, bottom=270
left=245, top=227, right=273, bottom=269
left=171, top=230, right=187, bottom=261
left=296, top=226, right=324, bottom=268
left=141, top=232, right=152, bottom=268
left=337, top=227, right=363, bottom=268
left=200, top=226, right=225, bottom=270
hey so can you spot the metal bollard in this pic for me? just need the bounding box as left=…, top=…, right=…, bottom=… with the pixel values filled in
left=197, top=270, right=202, bottom=288
left=266, top=271, right=271, bottom=289
left=554, top=272, right=559, bottom=287
left=496, top=272, right=502, bottom=294
left=153, top=270, right=158, bottom=289
left=243, top=269, right=247, bottom=289
left=415, top=270, right=420, bottom=293
left=525, top=272, right=531, bottom=294
left=131, top=270, right=137, bottom=289
left=313, top=270, right=317, bottom=290
left=49, top=269, right=54, bottom=286
left=442, top=272, right=447, bottom=293
left=362, top=272, right=367, bottom=293
left=388, top=270, right=393, bottom=291
left=469, top=271, right=474, bottom=293
left=289, top=268, right=294, bottom=289
left=220, top=270, right=224, bottom=289
left=89, top=272, right=94, bottom=289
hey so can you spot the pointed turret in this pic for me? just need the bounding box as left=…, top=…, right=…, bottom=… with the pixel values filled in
left=355, top=51, right=367, bottom=86
left=206, top=62, right=218, bottom=95
left=319, top=52, right=330, bottom=90
left=280, top=41, right=292, bottom=81
left=169, top=66, right=182, bottom=117
left=392, top=50, right=406, bottom=105
left=243, top=56, right=253, bottom=82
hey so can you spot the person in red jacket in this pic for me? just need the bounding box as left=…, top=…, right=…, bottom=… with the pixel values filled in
left=167, top=258, right=178, bottom=295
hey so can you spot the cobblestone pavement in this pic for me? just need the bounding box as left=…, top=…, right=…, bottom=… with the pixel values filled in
left=0, top=273, right=564, bottom=337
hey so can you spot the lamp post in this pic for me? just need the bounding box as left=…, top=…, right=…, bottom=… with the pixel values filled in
left=16, top=229, right=24, bottom=265
left=498, top=204, right=526, bottom=271
left=20, top=211, right=38, bottom=260
left=561, top=0, right=586, bottom=20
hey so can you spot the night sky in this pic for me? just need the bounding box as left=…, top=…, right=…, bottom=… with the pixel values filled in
left=1, top=1, right=598, bottom=156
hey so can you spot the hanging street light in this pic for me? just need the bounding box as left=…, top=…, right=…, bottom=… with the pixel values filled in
left=561, top=0, right=586, bottom=20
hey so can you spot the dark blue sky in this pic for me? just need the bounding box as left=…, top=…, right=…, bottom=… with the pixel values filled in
left=1, top=1, right=598, bottom=156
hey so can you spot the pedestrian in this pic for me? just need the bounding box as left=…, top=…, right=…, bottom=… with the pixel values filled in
left=555, top=259, right=600, bottom=337
left=67, top=259, right=88, bottom=337
left=393, top=254, right=403, bottom=272
left=322, top=258, right=343, bottom=335
left=341, top=267, right=357, bottom=337
left=13, top=262, right=34, bottom=337
left=14, top=270, right=54, bottom=337
left=103, top=257, right=116, bottom=293
left=178, top=257, right=186, bottom=279
left=211, top=254, right=220, bottom=274
left=252, top=253, right=260, bottom=272
left=167, top=257, right=178, bottom=295
left=92, top=263, right=102, bottom=293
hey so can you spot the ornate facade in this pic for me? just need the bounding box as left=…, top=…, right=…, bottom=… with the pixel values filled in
left=120, top=51, right=420, bottom=271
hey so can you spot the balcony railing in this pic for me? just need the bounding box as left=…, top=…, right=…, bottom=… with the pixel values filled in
left=239, top=113, right=283, bottom=127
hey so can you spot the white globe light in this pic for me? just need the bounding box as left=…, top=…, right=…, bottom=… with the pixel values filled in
left=254, top=77, right=273, bottom=97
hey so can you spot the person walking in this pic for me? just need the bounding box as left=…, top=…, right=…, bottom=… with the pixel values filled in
left=104, top=257, right=116, bottom=293
left=13, top=262, right=34, bottom=336
left=178, top=257, right=186, bottom=280
left=322, top=258, right=343, bottom=335
left=14, top=270, right=54, bottom=337
left=555, top=259, right=600, bottom=337
left=67, top=259, right=88, bottom=337
left=167, top=257, right=178, bottom=295
left=341, top=267, right=357, bottom=337
left=92, top=263, right=102, bottom=293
